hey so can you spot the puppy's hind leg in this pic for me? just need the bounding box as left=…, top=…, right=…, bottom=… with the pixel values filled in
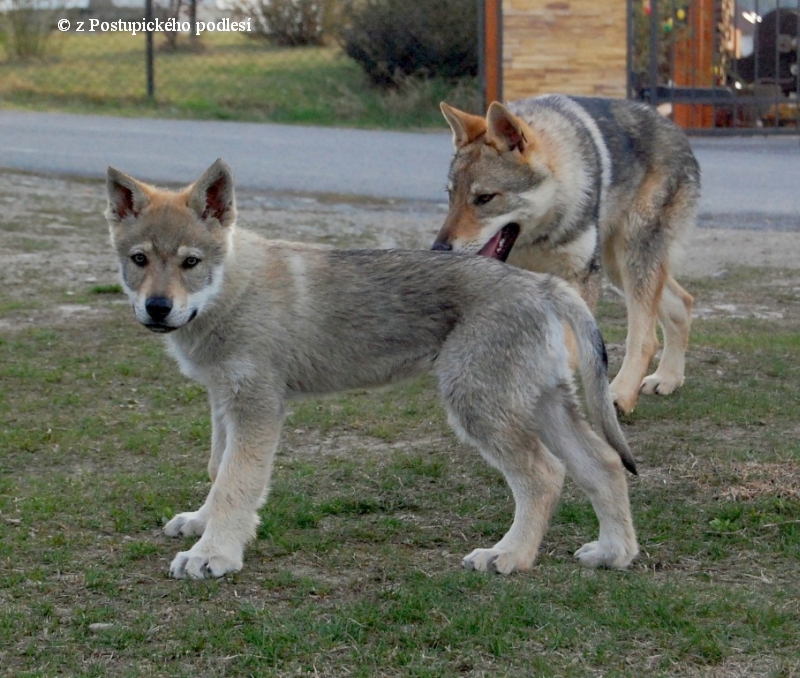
left=537, top=385, right=638, bottom=569
left=448, top=410, right=566, bottom=575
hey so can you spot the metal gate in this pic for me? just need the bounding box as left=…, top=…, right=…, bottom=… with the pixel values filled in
left=628, top=0, right=800, bottom=133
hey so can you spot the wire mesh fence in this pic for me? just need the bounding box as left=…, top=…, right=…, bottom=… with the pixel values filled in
left=0, top=0, right=481, bottom=128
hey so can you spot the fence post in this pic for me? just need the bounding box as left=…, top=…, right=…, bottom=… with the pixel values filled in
left=626, top=0, right=633, bottom=98
left=479, top=0, right=503, bottom=111
left=189, top=0, right=198, bottom=48
left=145, top=0, right=155, bottom=99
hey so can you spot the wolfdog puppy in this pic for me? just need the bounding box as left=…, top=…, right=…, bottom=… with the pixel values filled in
left=106, top=159, right=639, bottom=579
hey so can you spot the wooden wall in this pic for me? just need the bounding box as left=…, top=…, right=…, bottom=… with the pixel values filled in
left=502, top=0, right=627, bottom=101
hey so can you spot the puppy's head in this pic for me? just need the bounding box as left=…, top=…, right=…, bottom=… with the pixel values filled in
left=105, top=159, right=236, bottom=333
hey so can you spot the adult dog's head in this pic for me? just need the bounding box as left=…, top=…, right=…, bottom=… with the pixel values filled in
left=432, top=101, right=557, bottom=262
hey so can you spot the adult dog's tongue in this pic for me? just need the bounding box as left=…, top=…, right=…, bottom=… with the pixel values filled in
left=477, top=224, right=520, bottom=262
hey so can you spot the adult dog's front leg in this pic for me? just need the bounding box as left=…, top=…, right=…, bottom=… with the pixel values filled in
left=169, top=396, right=283, bottom=579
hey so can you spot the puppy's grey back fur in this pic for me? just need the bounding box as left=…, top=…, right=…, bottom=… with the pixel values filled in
left=184, top=237, right=563, bottom=396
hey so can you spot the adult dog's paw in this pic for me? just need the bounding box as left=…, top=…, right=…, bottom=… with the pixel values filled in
left=640, top=372, right=683, bottom=396
left=169, top=545, right=242, bottom=580
left=574, top=540, right=637, bottom=570
left=164, top=510, right=207, bottom=538
left=462, top=547, right=529, bottom=575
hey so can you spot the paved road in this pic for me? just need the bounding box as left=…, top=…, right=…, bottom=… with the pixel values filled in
left=1, top=111, right=798, bottom=227
left=0, top=111, right=452, bottom=201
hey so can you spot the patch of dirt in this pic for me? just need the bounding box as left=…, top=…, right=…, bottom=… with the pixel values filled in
left=281, top=428, right=452, bottom=461
left=679, top=227, right=800, bottom=278
left=713, top=461, right=800, bottom=501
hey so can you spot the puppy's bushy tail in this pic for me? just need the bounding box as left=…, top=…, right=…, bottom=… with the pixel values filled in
left=552, top=281, right=638, bottom=475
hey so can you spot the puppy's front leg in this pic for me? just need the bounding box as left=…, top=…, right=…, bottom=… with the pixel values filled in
left=169, top=394, right=283, bottom=579
left=164, top=391, right=227, bottom=539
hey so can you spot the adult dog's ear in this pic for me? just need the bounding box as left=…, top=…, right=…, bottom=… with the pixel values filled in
left=440, top=101, right=487, bottom=149
left=105, top=167, right=151, bottom=224
left=486, top=102, right=529, bottom=155
left=187, top=159, right=237, bottom=230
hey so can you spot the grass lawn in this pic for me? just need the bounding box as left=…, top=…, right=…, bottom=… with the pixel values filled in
left=0, top=31, right=480, bottom=128
left=0, top=173, right=798, bottom=676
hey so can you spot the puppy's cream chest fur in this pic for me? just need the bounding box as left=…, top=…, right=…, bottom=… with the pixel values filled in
left=166, top=335, right=210, bottom=383
left=167, top=335, right=257, bottom=397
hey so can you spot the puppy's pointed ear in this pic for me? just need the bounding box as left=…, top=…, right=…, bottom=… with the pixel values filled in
left=486, top=102, right=529, bottom=155
left=440, top=102, right=487, bottom=149
left=106, top=167, right=150, bottom=224
left=187, top=159, right=236, bottom=230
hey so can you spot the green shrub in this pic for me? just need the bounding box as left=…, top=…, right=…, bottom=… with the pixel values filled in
left=339, top=0, right=478, bottom=87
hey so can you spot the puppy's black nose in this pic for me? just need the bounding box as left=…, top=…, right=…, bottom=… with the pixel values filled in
left=145, top=296, right=173, bottom=322
left=431, top=240, right=452, bottom=252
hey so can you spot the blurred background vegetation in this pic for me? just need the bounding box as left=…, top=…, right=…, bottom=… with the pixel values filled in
left=0, top=0, right=481, bottom=128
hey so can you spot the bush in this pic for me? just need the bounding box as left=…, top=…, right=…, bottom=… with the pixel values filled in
left=339, top=0, right=478, bottom=87
left=0, top=0, right=57, bottom=61
left=236, top=0, right=338, bottom=46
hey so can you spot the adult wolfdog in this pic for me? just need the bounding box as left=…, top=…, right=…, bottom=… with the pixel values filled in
left=434, top=96, right=700, bottom=414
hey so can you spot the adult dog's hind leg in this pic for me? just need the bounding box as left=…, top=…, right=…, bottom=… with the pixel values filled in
left=607, top=226, right=665, bottom=414
left=609, top=276, right=662, bottom=414
left=537, top=387, right=638, bottom=569
left=640, top=274, right=692, bottom=396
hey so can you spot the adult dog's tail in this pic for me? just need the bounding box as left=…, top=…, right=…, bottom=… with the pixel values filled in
left=553, top=282, right=638, bottom=475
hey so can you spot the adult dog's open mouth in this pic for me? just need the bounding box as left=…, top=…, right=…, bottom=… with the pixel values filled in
left=477, top=224, right=520, bottom=262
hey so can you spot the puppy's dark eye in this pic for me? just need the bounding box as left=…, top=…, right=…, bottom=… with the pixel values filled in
left=474, top=193, right=497, bottom=206
left=131, top=253, right=147, bottom=267
left=182, top=256, right=200, bottom=269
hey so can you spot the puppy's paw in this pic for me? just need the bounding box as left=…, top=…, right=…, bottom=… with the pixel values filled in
left=574, top=540, right=637, bottom=570
left=169, top=544, right=243, bottom=580
left=164, top=510, right=207, bottom=538
left=640, top=372, right=683, bottom=396
left=462, top=548, right=529, bottom=575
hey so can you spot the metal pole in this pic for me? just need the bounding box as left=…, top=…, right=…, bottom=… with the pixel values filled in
left=480, top=0, right=502, bottom=110
left=796, top=0, right=800, bottom=129
left=495, top=0, right=503, bottom=104
left=145, top=0, right=154, bottom=99
left=478, top=0, right=486, bottom=110
left=626, top=0, right=633, bottom=98
left=649, top=0, right=659, bottom=106
left=190, top=0, right=197, bottom=47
